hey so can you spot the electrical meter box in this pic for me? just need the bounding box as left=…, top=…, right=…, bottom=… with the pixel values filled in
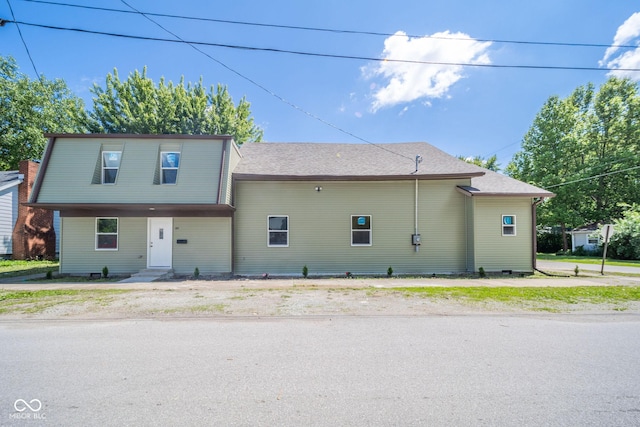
left=412, top=234, right=421, bottom=245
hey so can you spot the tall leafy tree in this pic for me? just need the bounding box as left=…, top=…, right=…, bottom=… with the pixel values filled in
left=88, top=68, right=263, bottom=144
left=583, top=78, right=640, bottom=222
left=0, top=56, right=87, bottom=170
left=507, top=77, right=640, bottom=250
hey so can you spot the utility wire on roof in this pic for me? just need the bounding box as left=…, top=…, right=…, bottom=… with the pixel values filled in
left=19, top=0, right=640, bottom=51
left=116, top=0, right=414, bottom=163
left=5, top=0, right=39, bottom=76
left=6, top=20, right=640, bottom=73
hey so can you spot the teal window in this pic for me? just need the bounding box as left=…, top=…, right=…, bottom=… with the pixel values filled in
left=161, top=152, right=180, bottom=184
left=102, top=151, right=121, bottom=184
left=96, top=218, right=118, bottom=250
left=502, top=215, right=516, bottom=236
left=351, top=215, right=372, bottom=246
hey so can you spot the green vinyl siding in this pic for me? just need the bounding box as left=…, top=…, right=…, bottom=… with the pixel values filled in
left=172, top=217, right=232, bottom=274
left=465, top=195, right=475, bottom=272
left=472, top=197, right=533, bottom=272
left=37, top=137, right=226, bottom=204
left=60, top=217, right=147, bottom=274
left=60, top=216, right=232, bottom=275
left=221, top=142, right=242, bottom=205
left=234, top=179, right=469, bottom=275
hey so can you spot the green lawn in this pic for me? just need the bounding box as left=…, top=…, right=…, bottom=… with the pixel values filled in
left=0, top=260, right=59, bottom=279
left=0, top=289, right=131, bottom=314
left=389, top=286, right=640, bottom=312
left=537, top=253, right=640, bottom=267
left=393, top=286, right=640, bottom=303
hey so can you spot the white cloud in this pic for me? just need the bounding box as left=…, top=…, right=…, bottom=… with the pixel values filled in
left=600, top=12, right=640, bottom=80
left=364, top=30, right=491, bottom=112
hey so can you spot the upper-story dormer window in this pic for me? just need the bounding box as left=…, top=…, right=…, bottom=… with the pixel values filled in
left=102, top=151, right=122, bottom=184
left=161, top=152, right=180, bottom=184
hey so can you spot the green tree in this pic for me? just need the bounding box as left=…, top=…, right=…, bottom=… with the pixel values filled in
left=506, top=89, right=590, bottom=249
left=0, top=56, right=87, bottom=170
left=507, top=77, right=640, bottom=250
left=583, top=78, right=640, bottom=222
left=607, top=204, right=640, bottom=260
left=458, top=154, right=500, bottom=171
left=88, top=68, right=263, bottom=144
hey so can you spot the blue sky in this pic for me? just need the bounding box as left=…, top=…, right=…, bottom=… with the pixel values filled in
left=2, top=0, right=640, bottom=168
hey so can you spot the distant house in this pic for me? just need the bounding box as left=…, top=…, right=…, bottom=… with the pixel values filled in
left=1, top=161, right=58, bottom=259
left=570, top=223, right=601, bottom=253
left=28, top=134, right=554, bottom=276
left=0, top=170, right=22, bottom=258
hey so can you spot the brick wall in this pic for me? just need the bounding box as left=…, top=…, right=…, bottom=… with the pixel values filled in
left=12, top=160, right=56, bottom=260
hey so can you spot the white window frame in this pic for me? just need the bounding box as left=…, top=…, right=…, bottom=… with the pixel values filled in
left=96, top=217, right=119, bottom=251
left=160, top=152, right=181, bottom=185
left=351, top=215, right=372, bottom=246
left=587, top=235, right=599, bottom=245
left=502, top=215, right=516, bottom=236
left=102, top=151, right=122, bottom=184
left=267, top=215, right=289, bottom=247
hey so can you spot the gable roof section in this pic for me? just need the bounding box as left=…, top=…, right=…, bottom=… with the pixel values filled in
left=0, top=171, right=23, bottom=192
left=27, top=134, right=237, bottom=216
left=457, top=169, right=554, bottom=198
left=233, top=142, right=486, bottom=180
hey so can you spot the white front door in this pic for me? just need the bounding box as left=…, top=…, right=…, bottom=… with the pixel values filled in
left=148, top=218, right=173, bottom=268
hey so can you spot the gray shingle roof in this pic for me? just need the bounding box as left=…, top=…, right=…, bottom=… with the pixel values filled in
left=234, top=142, right=554, bottom=198
left=459, top=169, right=555, bottom=198
left=234, top=142, right=485, bottom=179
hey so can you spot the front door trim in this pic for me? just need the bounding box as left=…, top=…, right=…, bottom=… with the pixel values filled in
left=147, top=217, right=173, bottom=268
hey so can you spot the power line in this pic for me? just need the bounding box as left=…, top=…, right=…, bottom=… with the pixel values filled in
left=7, top=20, right=640, bottom=73
left=545, top=164, right=640, bottom=189
left=5, top=0, right=39, bottom=76
left=19, top=0, right=640, bottom=51
left=116, top=0, right=414, bottom=163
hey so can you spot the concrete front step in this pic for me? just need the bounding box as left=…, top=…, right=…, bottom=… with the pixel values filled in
left=119, top=268, right=174, bottom=283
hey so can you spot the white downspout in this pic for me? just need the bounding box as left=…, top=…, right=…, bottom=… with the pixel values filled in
left=415, top=179, right=419, bottom=252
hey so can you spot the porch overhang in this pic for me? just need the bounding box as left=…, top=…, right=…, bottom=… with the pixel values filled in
left=25, top=203, right=235, bottom=218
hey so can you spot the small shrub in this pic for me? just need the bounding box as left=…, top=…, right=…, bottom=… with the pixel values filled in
left=572, top=245, right=587, bottom=257
left=574, top=265, right=579, bottom=277
left=478, top=267, right=486, bottom=278
left=262, top=273, right=269, bottom=279
left=193, top=267, right=200, bottom=279
left=302, top=265, right=308, bottom=278
left=45, top=270, right=53, bottom=280
left=346, top=271, right=353, bottom=278
left=387, top=266, right=393, bottom=277
left=102, top=266, right=109, bottom=278
left=572, top=245, right=602, bottom=257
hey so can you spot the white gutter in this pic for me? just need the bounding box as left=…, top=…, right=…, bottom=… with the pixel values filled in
left=0, top=174, right=23, bottom=193
left=415, top=179, right=419, bottom=252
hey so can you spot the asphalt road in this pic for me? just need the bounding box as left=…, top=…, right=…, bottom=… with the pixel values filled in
left=2, top=315, right=639, bottom=426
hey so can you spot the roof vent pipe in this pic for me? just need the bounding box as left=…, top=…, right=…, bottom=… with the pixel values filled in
left=415, top=155, right=423, bottom=173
